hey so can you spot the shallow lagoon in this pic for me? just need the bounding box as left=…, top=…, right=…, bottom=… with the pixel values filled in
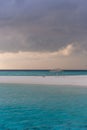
left=0, top=84, right=87, bottom=129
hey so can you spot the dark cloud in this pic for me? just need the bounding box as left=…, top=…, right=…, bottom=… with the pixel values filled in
left=0, top=0, right=87, bottom=52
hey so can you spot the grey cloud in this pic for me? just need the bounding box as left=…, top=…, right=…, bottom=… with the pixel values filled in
left=0, top=0, right=87, bottom=52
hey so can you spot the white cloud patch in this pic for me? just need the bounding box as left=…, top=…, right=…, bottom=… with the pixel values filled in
left=51, top=44, right=75, bottom=56
left=57, top=44, right=74, bottom=56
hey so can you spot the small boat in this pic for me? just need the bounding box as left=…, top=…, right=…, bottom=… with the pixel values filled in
left=50, top=68, right=63, bottom=76
left=50, top=68, right=62, bottom=72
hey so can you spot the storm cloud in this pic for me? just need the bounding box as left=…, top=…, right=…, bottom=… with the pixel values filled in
left=0, top=0, right=87, bottom=52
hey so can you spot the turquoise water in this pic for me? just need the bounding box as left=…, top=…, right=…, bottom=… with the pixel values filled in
left=0, top=84, right=87, bottom=129
left=0, top=70, right=87, bottom=76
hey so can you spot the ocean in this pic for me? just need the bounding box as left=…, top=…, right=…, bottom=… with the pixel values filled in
left=0, top=84, right=87, bottom=129
left=0, top=70, right=87, bottom=130
left=0, top=70, right=87, bottom=76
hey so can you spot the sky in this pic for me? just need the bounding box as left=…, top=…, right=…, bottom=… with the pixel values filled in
left=0, top=0, right=87, bottom=69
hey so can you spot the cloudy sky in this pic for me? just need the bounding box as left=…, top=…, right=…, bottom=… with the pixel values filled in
left=0, top=0, right=87, bottom=69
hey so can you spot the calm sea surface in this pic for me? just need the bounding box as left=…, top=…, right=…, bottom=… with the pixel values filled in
left=0, top=70, right=87, bottom=76
left=0, top=84, right=87, bottom=129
